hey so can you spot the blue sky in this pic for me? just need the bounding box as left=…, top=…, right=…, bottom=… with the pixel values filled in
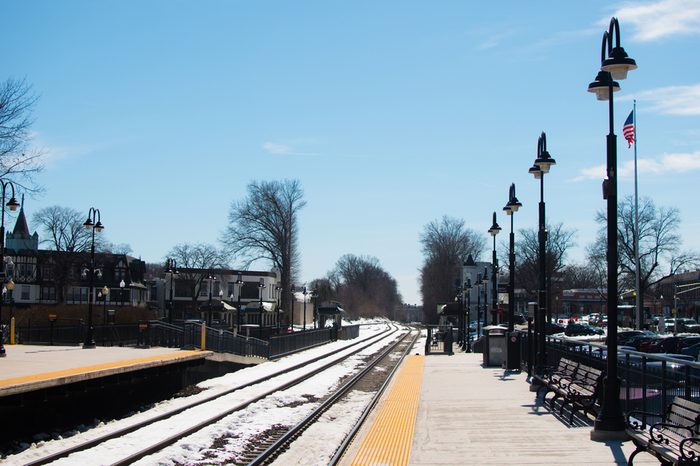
left=4, top=0, right=700, bottom=305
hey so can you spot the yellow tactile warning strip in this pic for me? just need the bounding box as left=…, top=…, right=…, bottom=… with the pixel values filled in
left=349, top=354, right=425, bottom=466
left=0, top=350, right=205, bottom=390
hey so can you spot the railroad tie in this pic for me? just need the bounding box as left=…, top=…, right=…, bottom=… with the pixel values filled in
left=349, top=354, right=424, bottom=466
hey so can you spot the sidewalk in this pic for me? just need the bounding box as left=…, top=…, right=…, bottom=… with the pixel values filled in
left=409, top=352, right=655, bottom=465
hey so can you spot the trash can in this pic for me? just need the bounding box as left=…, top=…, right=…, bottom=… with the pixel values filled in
left=506, top=330, right=521, bottom=370
left=482, top=325, right=507, bottom=366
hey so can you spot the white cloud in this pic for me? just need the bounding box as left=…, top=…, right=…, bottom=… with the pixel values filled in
left=607, top=0, right=700, bottom=42
left=261, top=139, right=318, bottom=156
left=619, top=84, right=700, bottom=115
left=261, top=142, right=293, bottom=155
left=576, top=150, right=700, bottom=180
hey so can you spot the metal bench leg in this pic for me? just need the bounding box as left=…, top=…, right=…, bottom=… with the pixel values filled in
left=627, top=445, right=645, bottom=466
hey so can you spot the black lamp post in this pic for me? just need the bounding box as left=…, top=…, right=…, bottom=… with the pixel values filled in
left=206, top=271, right=217, bottom=326
left=0, top=180, right=18, bottom=357
left=82, top=208, right=104, bottom=349
left=476, top=273, right=483, bottom=337
left=166, top=258, right=178, bottom=324
left=529, top=132, right=556, bottom=373
left=100, top=285, right=109, bottom=344
left=488, top=212, right=501, bottom=325
left=302, top=286, right=308, bottom=331
left=235, top=273, right=244, bottom=333
left=463, top=278, right=472, bottom=352
left=119, top=279, right=125, bottom=307
left=503, top=183, right=522, bottom=333
left=258, top=278, right=266, bottom=326
left=275, top=285, right=282, bottom=330
left=588, top=16, right=637, bottom=440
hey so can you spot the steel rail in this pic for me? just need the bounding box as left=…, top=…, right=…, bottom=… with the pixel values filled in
left=23, top=323, right=394, bottom=466
left=250, top=327, right=420, bottom=466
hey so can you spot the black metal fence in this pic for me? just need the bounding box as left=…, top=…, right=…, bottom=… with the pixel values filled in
left=13, top=319, right=359, bottom=360
left=269, top=327, right=337, bottom=359
left=16, top=322, right=141, bottom=347
left=528, top=335, right=700, bottom=419
left=425, top=325, right=454, bottom=355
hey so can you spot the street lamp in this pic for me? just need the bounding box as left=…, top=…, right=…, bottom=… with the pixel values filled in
left=275, top=285, right=283, bottom=330
left=302, top=286, right=308, bottom=331
left=529, top=132, right=556, bottom=374
left=0, top=180, right=18, bottom=357
left=488, top=212, right=501, bottom=325
left=100, top=285, right=109, bottom=344
left=166, top=258, right=179, bottom=324
left=503, top=183, right=522, bottom=333
left=82, top=207, right=104, bottom=349
left=206, top=271, right=217, bottom=326
left=235, top=273, right=244, bottom=333
left=588, top=16, right=637, bottom=440
left=119, top=279, right=125, bottom=307
left=463, top=278, right=472, bottom=352
left=258, top=278, right=266, bottom=323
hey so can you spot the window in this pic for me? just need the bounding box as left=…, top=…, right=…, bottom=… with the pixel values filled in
left=199, top=282, right=209, bottom=297
left=40, top=286, right=56, bottom=301
left=41, top=264, right=54, bottom=280
left=21, top=285, right=30, bottom=301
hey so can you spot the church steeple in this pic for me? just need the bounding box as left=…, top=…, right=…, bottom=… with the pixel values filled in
left=6, top=195, right=38, bottom=253
left=12, top=195, right=30, bottom=240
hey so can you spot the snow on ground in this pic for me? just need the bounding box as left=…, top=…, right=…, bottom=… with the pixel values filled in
left=5, top=320, right=404, bottom=466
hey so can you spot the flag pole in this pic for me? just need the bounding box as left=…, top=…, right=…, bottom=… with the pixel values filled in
left=633, top=100, right=642, bottom=330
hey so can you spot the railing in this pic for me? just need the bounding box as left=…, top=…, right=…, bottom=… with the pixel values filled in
left=16, top=323, right=141, bottom=347
left=269, top=327, right=336, bottom=359
left=181, top=321, right=270, bottom=359
left=425, top=325, right=454, bottom=355
left=535, top=335, right=700, bottom=419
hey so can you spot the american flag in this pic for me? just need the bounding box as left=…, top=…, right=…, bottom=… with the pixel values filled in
left=623, top=110, right=635, bottom=148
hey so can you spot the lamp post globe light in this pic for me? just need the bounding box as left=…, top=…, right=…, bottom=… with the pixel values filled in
left=588, top=17, right=637, bottom=440
left=529, top=132, right=556, bottom=375
left=82, top=207, right=104, bottom=349
left=0, top=180, right=19, bottom=357
left=488, top=212, right=501, bottom=325
left=166, top=258, right=179, bottom=324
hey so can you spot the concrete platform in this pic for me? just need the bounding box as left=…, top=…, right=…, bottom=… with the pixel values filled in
left=343, top=352, right=656, bottom=465
left=0, top=344, right=209, bottom=397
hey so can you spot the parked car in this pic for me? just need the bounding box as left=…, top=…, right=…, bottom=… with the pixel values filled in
left=615, top=330, right=656, bottom=346
left=564, top=323, right=604, bottom=337
left=626, top=334, right=658, bottom=351
left=640, top=336, right=685, bottom=354
left=666, top=318, right=700, bottom=334
left=545, top=322, right=566, bottom=335
left=675, top=335, right=700, bottom=353
left=681, top=342, right=700, bottom=358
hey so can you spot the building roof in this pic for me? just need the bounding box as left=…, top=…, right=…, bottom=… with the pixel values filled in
left=12, top=205, right=31, bottom=239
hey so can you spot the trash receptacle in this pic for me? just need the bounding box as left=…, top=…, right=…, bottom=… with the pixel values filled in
left=506, top=331, right=521, bottom=370
left=482, top=325, right=507, bottom=366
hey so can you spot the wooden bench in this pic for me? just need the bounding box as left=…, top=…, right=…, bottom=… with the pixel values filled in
left=627, top=396, right=700, bottom=465
left=535, top=359, right=603, bottom=424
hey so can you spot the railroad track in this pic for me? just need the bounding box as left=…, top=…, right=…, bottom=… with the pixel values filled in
left=249, top=327, right=421, bottom=466
left=15, top=322, right=402, bottom=466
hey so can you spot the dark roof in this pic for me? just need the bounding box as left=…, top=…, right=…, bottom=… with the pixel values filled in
left=12, top=206, right=31, bottom=239
left=318, top=305, right=344, bottom=315
left=464, top=254, right=476, bottom=266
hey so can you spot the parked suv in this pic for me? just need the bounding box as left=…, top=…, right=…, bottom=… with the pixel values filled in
left=666, top=318, right=700, bottom=334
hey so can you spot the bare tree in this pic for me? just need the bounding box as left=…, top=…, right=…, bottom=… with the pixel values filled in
left=222, top=179, right=306, bottom=325
left=324, top=254, right=402, bottom=320
left=419, top=216, right=485, bottom=324
left=166, top=242, right=228, bottom=306
left=32, top=205, right=106, bottom=252
left=0, top=77, right=43, bottom=189
left=515, top=222, right=577, bottom=302
left=587, top=195, right=700, bottom=303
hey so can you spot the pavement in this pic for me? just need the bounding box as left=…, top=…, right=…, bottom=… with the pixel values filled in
left=0, top=344, right=208, bottom=396
left=408, top=352, right=656, bottom=465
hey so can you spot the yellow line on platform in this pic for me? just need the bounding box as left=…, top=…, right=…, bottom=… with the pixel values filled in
left=349, top=355, right=424, bottom=466
left=0, top=350, right=203, bottom=388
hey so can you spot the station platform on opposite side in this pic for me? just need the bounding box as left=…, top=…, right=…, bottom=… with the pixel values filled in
left=340, top=350, right=657, bottom=466
left=0, top=344, right=210, bottom=398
